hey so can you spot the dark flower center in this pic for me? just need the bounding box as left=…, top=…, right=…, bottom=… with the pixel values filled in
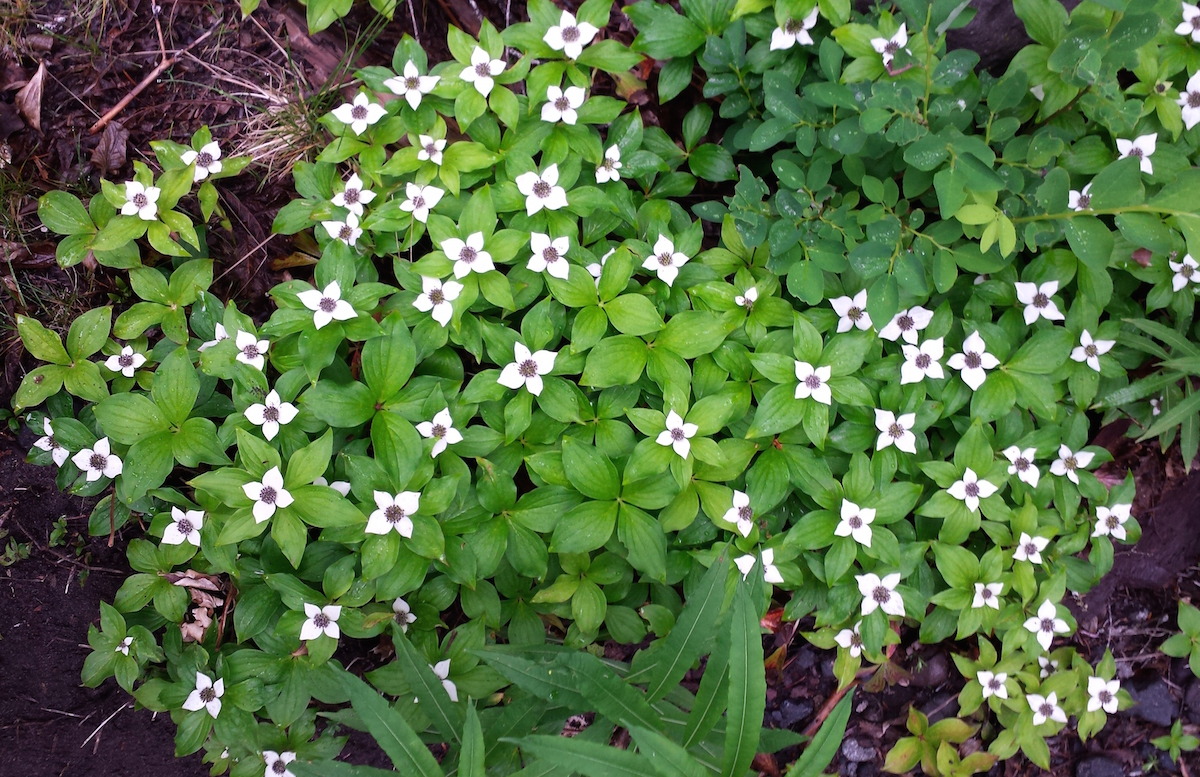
left=1192, top=15, right=1200, bottom=29
left=118, top=354, right=133, bottom=367
left=964, top=482, right=980, bottom=498
left=847, top=306, right=863, bottom=321
left=338, top=225, right=353, bottom=241
left=1033, top=292, right=1049, bottom=308
left=988, top=678, right=1001, bottom=690
left=533, top=180, right=552, bottom=198
left=47, top=437, right=60, bottom=449
left=847, top=515, right=862, bottom=529
left=915, top=354, right=931, bottom=369
left=242, top=344, right=260, bottom=358
left=1106, top=514, right=1119, bottom=528
left=176, top=518, right=194, bottom=535
left=1014, top=457, right=1029, bottom=471
left=343, top=188, right=360, bottom=204
left=259, top=486, right=277, bottom=504
left=431, top=424, right=446, bottom=439
left=849, top=633, right=862, bottom=648
left=1099, top=690, right=1113, bottom=705
left=351, top=105, right=367, bottom=120
left=738, top=505, right=753, bottom=521
left=411, top=195, right=426, bottom=210
left=385, top=505, right=406, bottom=523
left=964, top=352, right=982, bottom=369
left=1084, top=343, right=1098, bottom=357
left=888, top=422, right=904, bottom=438
left=1182, top=264, right=1195, bottom=277
left=460, top=247, right=477, bottom=263
left=980, top=587, right=994, bottom=599
left=1129, top=147, right=1143, bottom=158
left=543, top=247, right=560, bottom=263
left=196, top=152, right=213, bottom=167
left=1024, top=542, right=1038, bottom=556
left=424, top=143, right=438, bottom=156
left=428, top=289, right=445, bottom=304
left=554, top=96, right=571, bottom=111
left=1077, top=193, right=1091, bottom=208
left=562, top=25, right=580, bottom=42
left=200, top=687, right=216, bottom=702
left=1038, top=702, right=1054, bottom=717
left=319, top=297, right=337, bottom=313
left=872, top=586, right=891, bottom=603
left=670, top=427, right=685, bottom=441
left=89, top=453, right=107, bottom=470
left=1040, top=617, right=1055, bottom=632
left=1193, top=93, right=1200, bottom=108
left=518, top=359, right=539, bottom=378
left=474, top=62, right=492, bottom=78
left=1065, top=456, right=1077, bottom=470
left=657, top=252, right=673, bottom=266
left=897, top=314, right=914, bottom=330
left=601, top=158, right=615, bottom=170
left=405, top=76, right=420, bottom=89
left=263, top=406, right=280, bottom=422
left=312, top=613, right=330, bottom=629
left=132, top=193, right=148, bottom=207
left=804, top=374, right=822, bottom=389
left=272, top=761, right=288, bottom=775
left=785, top=18, right=802, bottom=33
left=884, top=41, right=900, bottom=54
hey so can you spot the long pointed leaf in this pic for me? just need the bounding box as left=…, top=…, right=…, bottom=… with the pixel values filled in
left=785, top=689, right=855, bottom=777
left=1139, top=386, right=1200, bottom=440
left=458, top=702, right=485, bottom=777
left=477, top=650, right=590, bottom=709
left=628, top=726, right=708, bottom=777
left=721, top=584, right=765, bottom=777
left=340, top=671, right=446, bottom=777
left=394, top=626, right=463, bottom=744
left=682, top=616, right=730, bottom=749
left=291, top=760, right=406, bottom=777
left=562, top=651, right=663, bottom=733
left=1124, top=318, right=1200, bottom=355
left=510, top=735, right=651, bottom=777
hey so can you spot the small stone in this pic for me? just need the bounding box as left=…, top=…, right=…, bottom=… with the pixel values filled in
left=923, top=691, right=960, bottom=726
left=1124, top=675, right=1177, bottom=727
left=1186, top=678, right=1200, bottom=724
left=841, top=739, right=875, bottom=763
left=1076, top=756, right=1123, bottom=777
left=777, top=699, right=813, bottom=729
left=909, top=653, right=949, bottom=688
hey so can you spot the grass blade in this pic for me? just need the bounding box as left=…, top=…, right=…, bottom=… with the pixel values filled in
left=510, top=734, right=651, bottom=777
left=721, top=584, right=765, bottom=777
left=340, top=670, right=445, bottom=777
left=458, top=702, right=485, bottom=777
left=628, top=725, right=709, bottom=777
left=393, top=627, right=463, bottom=745
left=785, top=689, right=855, bottom=777
left=562, top=651, right=663, bottom=733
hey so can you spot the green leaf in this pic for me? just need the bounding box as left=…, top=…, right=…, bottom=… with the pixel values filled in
left=722, top=583, right=765, bottom=777
left=340, top=671, right=446, bottom=776
left=1063, top=217, right=1113, bottom=270
left=785, top=688, right=854, bottom=777
left=605, top=295, right=664, bottom=336
left=363, top=314, right=416, bottom=402
left=393, top=630, right=463, bottom=744
left=582, top=336, right=648, bottom=387
left=286, top=430, right=334, bottom=487
left=562, top=437, right=620, bottom=500
left=17, top=316, right=70, bottom=365
left=117, top=431, right=175, bottom=503
left=66, top=307, right=112, bottom=361
left=372, top=412, right=422, bottom=488
left=459, top=703, right=486, bottom=777
left=151, top=347, right=199, bottom=426
left=562, top=651, right=662, bottom=732
left=39, top=191, right=95, bottom=235
left=746, top=384, right=805, bottom=438
left=656, top=312, right=729, bottom=359
left=509, top=735, right=650, bottom=777
left=550, top=500, right=618, bottom=554
left=618, top=504, right=667, bottom=581
left=95, top=393, right=170, bottom=445
left=302, top=380, right=376, bottom=427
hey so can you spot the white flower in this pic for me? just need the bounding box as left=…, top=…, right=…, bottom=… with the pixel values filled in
left=835, top=499, right=875, bottom=548
left=180, top=141, right=222, bottom=182
left=120, top=181, right=160, bottom=220
left=900, top=338, right=945, bottom=385
left=116, top=636, right=133, bottom=655
left=541, top=85, right=586, bottom=125
left=527, top=233, right=571, bottom=280
left=413, top=276, right=463, bottom=327
left=73, top=437, right=123, bottom=482
left=641, top=235, right=690, bottom=286
left=1049, top=444, right=1094, bottom=485
left=300, top=603, right=342, bottom=641
left=947, top=468, right=998, bottom=513
left=870, top=24, right=908, bottom=69
left=856, top=572, right=904, bottom=617
left=162, top=507, right=204, bottom=546
left=235, top=330, right=270, bottom=370
left=332, top=173, right=376, bottom=216
left=497, top=343, right=557, bottom=396
left=1068, top=182, right=1093, bottom=211
left=432, top=659, right=459, bottom=702
left=400, top=182, right=444, bottom=223
left=1014, top=281, right=1065, bottom=324
left=977, top=670, right=1008, bottom=699
left=544, top=10, right=599, bottom=60
left=1013, top=532, right=1050, bottom=565
left=461, top=47, right=505, bottom=97
left=874, top=409, right=917, bottom=454
left=655, top=409, right=698, bottom=459
left=367, top=490, right=420, bottom=537
left=1070, top=330, right=1115, bottom=372
left=182, top=672, right=224, bottom=718
left=734, top=548, right=783, bottom=584
left=770, top=7, right=820, bottom=50
left=596, top=145, right=622, bottom=183
left=322, top=212, right=363, bottom=247
left=1028, top=692, right=1068, bottom=726
left=1093, top=503, right=1132, bottom=541
left=515, top=164, right=568, bottom=215
left=104, top=345, right=147, bottom=378
left=972, top=582, right=1003, bottom=610
left=879, top=306, right=933, bottom=343
left=735, top=286, right=758, bottom=308
left=392, top=597, right=417, bottom=632
left=721, top=490, right=755, bottom=537
left=830, top=290, right=872, bottom=332
left=1038, top=656, right=1059, bottom=679
left=263, top=751, right=297, bottom=777
left=297, top=281, right=356, bottom=330
left=243, top=466, right=293, bottom=523
left=1169, top=254, right=1200, bottom=291
left=586, top=248, right=614, bottom=285
left=1087, top=677, right=1121, bottom=714
left=1024, top=599, right=1070, bottom=651
left=1116, top=133, right=1156, bottom=175
left=417, top=408, right=463, bottom=458
left=313, top=476, right=351, bottom=496
left=834, top=622, right=864, bottom=657
left=32, top=417, right=70, bottom=467
left=443, top=232, right=495, bottom=279
left=1002, top=446, right=1040, bottom=487
left=384, top=60, right=439, bottom=109
left=331, top=93, right=387, bottom=135
left=793, top=361, right=832, bottom=404
left=199, top=323, right=230, bottom=351
left=416, top=135, right=446, bottom=165
left=1178, top=2, right=1200, bottom=42
left=947, top=331, right=999, bottom=390
left=244, top=390, right=299, bottom=441
left=1151, top=396, right=1163, bottom=415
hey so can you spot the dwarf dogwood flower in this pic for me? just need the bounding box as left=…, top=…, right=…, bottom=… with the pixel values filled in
left=199, top=323, right=230, bottom=352
left=1028, top=692, right=1067, bottom=725
left=116, top=636, right=133, bottom=655
left=835, top=499, right=875, bottom=547
left=73, top=437, right=122, bottom=482
left=544, top=10, right=599, bottom=59
left=393, top=597, right=417, bottom=631
left=1024, top=599, right=1070, bottom=651
left=722, top=490, right=755, bottom=537
left=656, top=410, right=698, bottom=459
left=300, top=603, right=341, bottom=641
left=243, top=466, right=293, bottom=523
left=1169, top=254, right=1200, bottom=291
left=794, top=361, right=832, bottom=404
left=879, top=306, right=933, bottom=343
left=900, top=338, right=944, bottom=385
left=416, top=135, right=446, bottom=165
left=874, top=409, right=917, bottom=454
left=947, top=468, right=998, bottom=513
left=1071, top=330, right=1115, bottom=372
left=244, top=390, right=299, bottom=441
left=461, top=47, right=505, bottom=97
left=1116, top=133, right=1156, bottom=175
left=596, top=145, right=622, bottom=183
left=871, top=24, right=908, bottom=69
left=770, top=7, right=820, bottom=50
left=1068, top=182, right=1093, bottom=211
left=33, top=418, right=70, bottom=467
left=498, top=343, right=557, bottom=396
left=1015, top=281, right=1065, bottom=324
left=735, top=548, right=783, bottom=583
left=542, top=85, right=585, bottom=125
left=443, top=232, right=494, bottom=278
left=947, top=331, right=999, bottom=390
left=413, top=276, right=462, bottom=327
left=235, top=331, right=270, bottom=371
left=297, top=281, right=356, bottom=330
left=331, top=94, right=387, bottom=135
left=1013, top=532, right=1050, bottom=564
left=1039, top=656, right=1059, bottom=678
left=367, top=490, right=420, bottom=537
left=857, top=572, right=904, bottom=617
left=1178, top=74, right=1200, bottom=131
left=417, top=408, right=463, bottom=458
left=1087, top=677, right=1120, bottom=714
left=527, top=233, right=571, bottom=279
left=162, top=507, right=204, bottom=546
left=104, top=345, right=147, bottom=377
left=831, top=290, right=872, bottom=332
left=972, top=582, right=1003, bottom=610
left=322, top=212, right=362, bottom=247
left=586, top=248, right=614, bottom=285
left=384, top=60, right=439, bottom=109
left=432, top=659, right=459, bottom=701
left=1049, top=444, right=1094, bottom=485
left=332, top=173, right=375, bottom=216
left=834, top=622, right=864, bottom=657
left=180, top=141, right=222, bottom=182
left=735, top=286, right=758, bottom=308
left=1093, top=503, right=1132, bottom=541
left=183, top=672, right=224, bottom=718
left=313, top=476, right=351, bottom=496
left=1178, top=3, right=1200, bottom=42
left=1002, top=446, right=1040, bottom=487
left=121, top=181, right=160, bottom=220
left=400, top=182, right=444, bottom=224
left=978, top=670, right=1008, bottom=699
left=641, top=235, right=690, bottom=286
left=263, top=751, right=297, bottom=777
left=515, top=164, right=568, bottom=215
left=1151, top=396, right=1163, bottom=415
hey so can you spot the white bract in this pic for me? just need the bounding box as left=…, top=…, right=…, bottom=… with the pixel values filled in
left=416, top=135, right=446, bottom=165
left=1013, top=532, right=1049, bottom=564
left=722, top=490, right=755, bottom=537
left=73, top=437, right=123, bottom=482
left=33, top=418, right=70, bottom=467
left=1028, top=692, right=1067, bottom=726
left=835, top=499, right=875, bottom=548
left=947, top=468, right=997, bottom=513
left=879, top=305, right=932, bottom=343
left=1049, top=444, right=1094, bottom=485
left=235, top=331, right=270, bottom=370
left=1093, top=503, right=1132, bottom=541
left=1038, top=656, right=1059, bottom=679
left=332, top=173, right=376, bottom=216
left=515, top=164, right=568, bottom=215
left=1179, top=72, right=1200, bottom=129
left=972, top=582, right=1003, bottom=610
left=244, top=390, right=299, bottom=441
left=793, top=361, right=832, bottom=404
left=834, top=623, right=864, bottom=657
left=162, top=507, right=204, bottom=546
left=734, top=548, right=783, bottom=584
left=384, top=60, right=439, bottom=109
left=243, top=466, right=293, bottom=523
left=735, top=286, right=758, bottom=308
left=544, top=10, right=599, bottom=59
left=1087, top=677, right=1121, bottom=714
left=1116, top=133, right=1156, bottom=175
left=400, top=182, right=444, bottom=223
left=183, top=672, right=224, bottom=718
left=900, top=338, right=944, bottom=385
left=198, top=323, right=230, bottom=351
left=586, top=248, right=613, bottom=285
left=596, top=145, right=622, bottom=183
left=1169, top=254, right=1200, bottom=291
left=498, top=343, right=557, bottom=396
left=1024, top=599, right=1070, bottom=651
left=656, top=410, right=698, bottom=459
left=297, top=281, right=356, bottom=330
left=367, top=490, right=420, bottom=537
left=104, top=345, right=146, bottom=377
left=947, top=331, right=999, bottom=390
left=770, top=7, right=820, bottom=50
left=871, top=24, right=908, bottom=69
left=1068, top=182, right=1093, bottom=211
left=541, top=85, right=586, bottom=125
left=978, top=670, right=1008, bottom=700
left=641, top=235, right=690, bottom=286
left=874, top=409, right=917, bottom=454
left=300, top=603, right=342, bottom=641
left=116, top=636, right=133, bottom=655
left=461, top=47, right=505, bottom=97
left=322, top=212, right=362, bottom=247
left=857, top=572, right=904, bottom=617
left=313, top=476, right=351, bottom=496
left=432, top=659, right=459, bottom=702
left=1070, top=330, right=1115, bottom=372
left=1002, top=445, right=1041, bottom=487
left=263, top=751, right=297, bottom=777
left=392, top=597, right=417, bottom=631
left=413, top=276, right=463, bottom=327
left=417, top=408, right=463, bottom=458
left=331, top=94, right=387, bottom=135
left=121, top=181, right=160, bottom=220
left=1014, top=281, right=1065, bottom=324
left=830, top=289, right=872, bottom=332
left=180, top=141, right=222, bottom=182
left=527, top=233, right=571, bottom=279
left=1179, top=3, right=1200, bottom=42
left=443, top=232, right=495, bottom=278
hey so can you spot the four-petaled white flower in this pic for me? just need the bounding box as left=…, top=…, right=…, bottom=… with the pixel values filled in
left=33, top=418, right=70, bottom=467
left=384, top=60, right=439, bottom=109
left=544, top=10, right=599, bottom=60
left=1178, top=3, right=1200, bottom=42
left=235, top=330, right=270, bottom=371
left=793, top=361, right=832, bottom=405
left=300, top=603, right=342, bottom=641
left=527, top=233, right=571, bottom=279
left=1116, top=133, right=1157, bottom=175
left=856, top=572, right=904, bottom=617
left=1179, top=72, right=1200, bottom=130
left=542, top=85, right=586, bottom=125
left=332, top=173, right=375, bottom=216
left=586, top=248, right=614, bottom=285
left=199, top=323, right=230, bottom=351
left=297, top=281, right=356, bottom=330
left=516, top=164, right=568, bottom=215
left=1024, top=599, right=1070, bottom=651
left=400, top=182, right=444, bottom=223
left=835, top=499, right=875, bottom=548
left=735, top=286, right=758, bottom=308
left=874, top=409, right=917, bottom=454
left=1002, top=445, right=1040, bottom=487
left=596, top=145, right=622, bottom=183
left=443, top=232, right=495, bottom=279
left=1169, top=254, right=1200, bottom=291
left=243, top=466, right=293, bottom=523
left=770, top=7, right=820, bottom=50
left=73, top=437, right=123, bottom=482
left=1015, top=281, right=1065, bottom=324
left=831, top=290, right=872, bottom=332
left=1093, top=503, right=1132, bottom=541
left=879, top=306, right=933, bottom=343
left=834, top=622, right=864, bottom=657
left=722, top=490, right=755, bottom=537
left=900, top=338, right=945, bottom=385
left=947, top=331, right=999, bottom=390
left=641, top=236, right=690, bottom=287
left=656, top=410, right=698, bottom=459
left=331, top=94, right=387, bottom=135
left=735, top=548, right=784, bottom=584
left=417, top=408, right=463, bottom=458
left=1049, top=444, right=1094, bottom=485
left=947, top=468, right=998, bottom=513
left=413, top=276, right=463, bottom=327
left=1087, top=677, right=1121, bottom=714
left=417, top=135, right=446, bottom=165
left=244, top=390, right=299, bottom=441
left=1039, top=656, right=1059, bottom=679
left=104, top=345, right=147, bottom=378
left=871, top=24, right=908, bottom=69
left=322, top=212, right=362, bottom=247
left=972, top=582, right=1003, bottom=610
left=367, top=490, right=420, bottom=537
left=183, top=672, right=224, bottom=718
left=1013, top=532, right=1050, bottom=565
left=461, top=47, right=505, bottom=97
left=1070, top=330, right=1115, bottom=372
left=432, top=659, right=459, bottom=701
left=1068, top=182, right=1093, bottom=211
left=977, top=670, right=1008, bottom=699
left=1028, top=692, right=1067, bottom=726
left=180, top=141, right=222, bottom=182
left=163, top=507, right=204, bottom=546
left=263, top=751, right=297, bottom=777
left=498, top=343, right=557, bottom=396
left=116, top=636, right=133, bottom=655
left=393, top=596, right=417, bottom=631
left=121, top=181, right=160, bottom=220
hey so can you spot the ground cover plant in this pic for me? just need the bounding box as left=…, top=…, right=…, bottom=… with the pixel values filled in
left=11, top=0, right=1200, bottom=773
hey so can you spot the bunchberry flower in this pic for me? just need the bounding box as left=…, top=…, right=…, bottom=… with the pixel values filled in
left=793, top=361, right=832, bottom=405
left=332, top=173, right=375, bottom=216
left=735, top=286, right=758, bottom=308
left=162, top=507, right=204, bottom=546
left=384, top=60, right=439, bottom=109
left=297, top=281, right=356, bottom=330
left=443, top=232, right=495, bottom=278
left=432, top=659, right=459, bottom=702
left=656, top=410, right=698, bottom=459
left=870, top=24, right=908, bottom=69
left=105, top=345, right=147, bottom=377
left=1087, top=677, right=1121, bottom=714
left=641, top=236, right=690, bottom=287
left=1178, top=72, right=1200, bottom=130
left=1014, top=281, right=1065, bottom=324
left=722, top=490, right=755, bottom=537
left=834, top=622, right=864, bottom=657
left=856, top=572, right=904, bottom=617
left=1169, top=254, right=1200, bottom=291
left=1116, top=133, right=1156, bottom=175
left=947, top=468, right=997, bottom=513
left=947, top=331, right=998, bottom=390
left=198, top=323, right=230, bottom=351
left=417, top=408, right=463, bottom=458
left=367, top=490, right=420, bottom=537
left=1070, top=330, right=1115, bottom=372
left=874, top=409, right=917, bottom=454
left=972, top=582, right=1003, bottom=610
left=498, top=343, right=557, bottom=396
left=183, top=672, right=224, bottom=718
left=73, top=437, right=123, bottom=482
left=735, top=548, right=783, bottom=584
left=263, top=751, right=297, bottom=777
left=331, top=94, right=387, bottom=135
left=33, top=417, right=70, bottom=467
left=121, top=181, right=160, bottom=220
left=300, top=603, right=341, bottom=641
left=313, top=476, right=351, bottom=496
left=244, top=389, right=299, bottom=441
left=900, top=338, right=944, bottom=384
left=116, top=636, right=133, bottom=655
left=235, top=330, right=270, bottom=370
left=1038, top=656, right=1059, bottom=678
left=413, top=276, right=463, bottom=327
left=541, top=85, right=585, bottom=125
left=392, top=597, right=416, bottom=631
left=401, top=182, right=444, bottom=224
left=322, top=212, right=362, bottom=247
left=180, top=141, right=222, bottom=182
left=461, top=47, right=505, bottom=97
left=1151, top=396, right=1163, bottom=415
left=544, top=10, right=599, bottom=60
left=243, top=466, right=293, bottom=523
left=770, top=7, right=820, bottom=50
left=596, top=145, right=622, bottom=183
left=879, top=306, right=933, bottom=343
left=1028, top=692, right=1067, bottom=725
left=1093, top=503, right=1132, bottom=541
left=1068, top=182, right=1093, bottom=211
left=416, top=134, right=446, bottom=165
left=1178, top=2, right=1200, bottom=42
left=1013, top=532, right=1049, bottom=564
left=515, top=164, right=568, bottom=215
left=1024, top=599, right=1070, bottom=651
left=1002, top=445, right=1041, bottom=487
left=977, top=670, right=1008, bottom=699
left=527, top=233, right=571, bottom=280
left=1049, top=443, right=1094, bottom=485
left=835, top=499, right=875, bottom=548
left=831, top=289, right=872, bottom=332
